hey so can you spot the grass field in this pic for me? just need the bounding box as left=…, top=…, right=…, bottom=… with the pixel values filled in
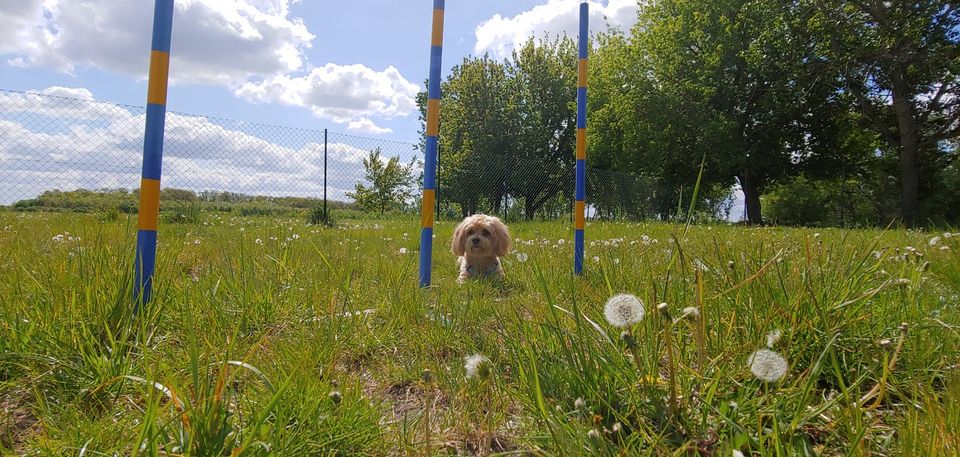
left=1, top=211, right=958, bottom=456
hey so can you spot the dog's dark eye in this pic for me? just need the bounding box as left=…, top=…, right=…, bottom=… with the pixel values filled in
left=482, top=229, right=490, bottom=236
left=467, top=229, right=474, bottom=235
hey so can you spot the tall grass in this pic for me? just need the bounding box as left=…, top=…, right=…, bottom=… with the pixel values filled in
left=1, top=211, right=958, bottom=455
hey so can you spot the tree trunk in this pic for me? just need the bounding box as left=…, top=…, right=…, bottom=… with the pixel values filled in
left=738, top=174, right=763, bottom=225
left=891, top=69, right=920, bottom=226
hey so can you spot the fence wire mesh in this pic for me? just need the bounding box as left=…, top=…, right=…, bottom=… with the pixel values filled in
left=0, top=88, right=656, bottom=221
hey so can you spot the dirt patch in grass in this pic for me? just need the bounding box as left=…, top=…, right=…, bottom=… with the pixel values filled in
left=0, top=389, right=40, bottom=452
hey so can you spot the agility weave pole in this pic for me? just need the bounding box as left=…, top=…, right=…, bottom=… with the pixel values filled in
left=134, top=0, right=174, bottom=306
left=574, top=2, right=588, bottom=275
left=419, top=0, right=445, bottom=287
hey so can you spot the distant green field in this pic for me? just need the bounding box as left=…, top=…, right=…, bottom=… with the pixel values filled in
left=1, top=212, right=958, bottom=455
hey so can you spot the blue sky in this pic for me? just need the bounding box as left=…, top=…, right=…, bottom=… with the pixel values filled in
left=0, top=0, right=640, bottom=143
left=0, top=1, right=658, bottom=208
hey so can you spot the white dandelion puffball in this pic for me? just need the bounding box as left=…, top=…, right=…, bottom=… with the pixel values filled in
left=766, top=329, right=782, bottom=348
left=681, top=306, right=701, bottom=320
left=517, top=252, right=528, bottom=262
left=748, top=349, right=788, bottom=382
left=464, top=354, right=491, bottom=380
left=604, top=294, right=645, bottom=328
left=398, top=247, right=408, bottom=254
left=928, top=236, right=941, bottom=246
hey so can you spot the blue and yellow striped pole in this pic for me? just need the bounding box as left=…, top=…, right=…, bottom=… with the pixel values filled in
left=574, top=1, right=588, bottom=275
left=419, top=0, right=444, bottom=287
left=134, top=0, right=174, bottom=306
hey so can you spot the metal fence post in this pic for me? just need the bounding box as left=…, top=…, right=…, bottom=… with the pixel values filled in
left=134, top=0, right=174, bottom=307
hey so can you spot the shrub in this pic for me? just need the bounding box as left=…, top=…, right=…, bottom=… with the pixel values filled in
left=161, top=202, right=203, bottom=224
left=764, top=175, right=877, bottom=227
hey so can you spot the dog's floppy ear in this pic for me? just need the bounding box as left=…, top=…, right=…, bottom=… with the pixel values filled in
left=491, top=217, right=512, bottom=256
left=451, top=219, right=467, bottom=256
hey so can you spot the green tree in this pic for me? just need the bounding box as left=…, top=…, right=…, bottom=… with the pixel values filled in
left=418, top=38, right=579, bottom=220
left=633, top=0, right=840, bottom=224
left=507, top=37, right=578, bottom=219
left=347, top=148, right=416, bottom=215
left=417, top=55, right=514, bottom=217
left=810, top=0, right=959, bottom=225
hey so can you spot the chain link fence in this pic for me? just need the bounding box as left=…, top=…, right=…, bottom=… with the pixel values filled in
left=0, top=88, right=658, bottom=221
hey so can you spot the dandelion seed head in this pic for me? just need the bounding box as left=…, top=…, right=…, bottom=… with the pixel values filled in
left=328, top=390, right=342, bottom=405
left=587, top=429, right=600, bottom=440
left=398, top=247, right=408, bottom=254
left=733, top=450, right=745, bottom=457
left=464, top=354, right=492, bottom=380
left=193, top=239, right=200, bottom=245
left=517, top=252, right=528, bottom=262
left=766, top=329, right=782, bottom=348
left=574, top=397, right=586, bottom=410
left=929, top=236, right=942, bottom=246
left=603, top=294, right=645, bottom=328
left=681, top=307, right=700, bottom=320
left=693, top=258, right=709, bottom=272
left=592, top=256, right=600, bottom=263
left=255, top=238, right=263, bottom=245
left=748, top=349, right=788, bottom=382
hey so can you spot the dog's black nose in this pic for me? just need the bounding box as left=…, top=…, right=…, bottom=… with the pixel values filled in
left=472, top=238, right=480, bottom=245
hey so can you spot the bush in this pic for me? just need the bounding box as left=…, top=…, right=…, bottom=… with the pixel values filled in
left=764, top=175, right=877, bottom=227
left=235, top=202, right=288, bottom=217
left=161, top=202, right=203, bottom=224
left=307, top=204, right=334, bottom=226
left=98, top=205, right=121, bottom=222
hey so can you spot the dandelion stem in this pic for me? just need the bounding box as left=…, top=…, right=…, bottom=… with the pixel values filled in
left=862, top=324, right=908, bottom=410
left=694, top=269, right=707, bottom=373
left=483, top=380, right=494, bottom=456
left=659, top=304, right=680, bottom=416
left=422, top=369, right=433, bottom=456
left=625, top=331, right=647, bottom=392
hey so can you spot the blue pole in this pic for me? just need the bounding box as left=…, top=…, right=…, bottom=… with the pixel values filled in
left=574, top=2, right=588, bottom=275
left=134, top=0, right=174, bottom=306
left=419, top=0, right=444, bottom=287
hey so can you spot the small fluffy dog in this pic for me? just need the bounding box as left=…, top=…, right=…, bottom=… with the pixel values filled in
left=451, top=214, right=511, bottom=282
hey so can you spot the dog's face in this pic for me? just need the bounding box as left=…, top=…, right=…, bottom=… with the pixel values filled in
left=451, top=214, right=511, bottom=258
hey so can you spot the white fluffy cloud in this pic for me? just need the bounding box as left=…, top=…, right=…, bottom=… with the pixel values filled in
left=0, top=1, right=421, bottom=134
left=235, top=64, right=419, bottom=134
left=0, top=87, right=420, bottom=204
left=0, top=0, right=314, bottom=85
left=475, top=0, right=640, bottom=59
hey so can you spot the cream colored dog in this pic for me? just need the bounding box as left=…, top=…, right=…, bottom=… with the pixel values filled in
left=451, top=214, right=511, bottom=282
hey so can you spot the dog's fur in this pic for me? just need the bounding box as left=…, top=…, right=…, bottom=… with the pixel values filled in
left=451, top=214, right=511, bottom=282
